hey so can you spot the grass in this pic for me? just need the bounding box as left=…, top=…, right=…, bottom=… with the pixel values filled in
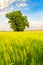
left=0, top=31, right=43, bottom=65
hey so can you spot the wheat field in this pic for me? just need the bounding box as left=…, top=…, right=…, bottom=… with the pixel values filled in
left=0, top=31, right=43, bottom=65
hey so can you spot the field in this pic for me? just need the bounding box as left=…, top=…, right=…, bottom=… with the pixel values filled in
left=0, top=31, right=43, bottom=65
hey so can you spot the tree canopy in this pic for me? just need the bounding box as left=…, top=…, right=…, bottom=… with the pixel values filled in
left=6, top=11, right=29, bottom=31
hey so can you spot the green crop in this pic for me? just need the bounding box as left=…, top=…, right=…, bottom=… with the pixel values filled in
left=0, top=31, right=43, bottom=65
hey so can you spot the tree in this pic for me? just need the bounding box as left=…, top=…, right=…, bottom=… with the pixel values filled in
left=6, top=11, right=29, bottom=31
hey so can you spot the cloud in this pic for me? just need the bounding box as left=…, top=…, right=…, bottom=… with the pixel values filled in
left=0, top=0, right=15, bottom=9
left=17, top=0, right=26, bottom=2
left=0, top=0, right=27, bottom=10
left=28, top=21, right=43, bottom=30
left=0, top=21, right=12, bottom=31
left=0, top=10, right=12, bottom=31
left=16, top=3, right=28, bottom=7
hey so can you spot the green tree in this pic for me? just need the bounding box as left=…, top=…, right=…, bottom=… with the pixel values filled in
left=6, top=11, right=29, bottom=31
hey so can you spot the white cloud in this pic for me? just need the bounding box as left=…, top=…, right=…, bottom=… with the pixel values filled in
left=0, top=0, right=15, bottom=9
left=0, top=21, right=12, bottom=31
left=0, top=0, right=27, bottom=9
left=17, top=0, right=26, bottom=2
left=0, top=16, right=12, bottom=31
left=16, top=3, right=28, bottom=7
left=0, top=9, right=13, bottom=31
left=28, top=21, right=43, bottom=30
left=0, top=4, right=16, bottom=31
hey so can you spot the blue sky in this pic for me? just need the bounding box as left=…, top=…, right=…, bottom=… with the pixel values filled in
left=0, top=0, right=43, bottom=30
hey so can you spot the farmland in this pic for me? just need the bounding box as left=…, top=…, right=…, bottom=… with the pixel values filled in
left=0, top=31, right=43, bottom=65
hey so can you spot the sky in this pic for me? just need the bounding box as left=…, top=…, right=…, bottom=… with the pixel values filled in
left=0, top=0, right=43, bottom=31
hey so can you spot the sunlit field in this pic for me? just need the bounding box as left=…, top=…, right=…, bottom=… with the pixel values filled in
left=0, top=31, right=43, bottom=65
